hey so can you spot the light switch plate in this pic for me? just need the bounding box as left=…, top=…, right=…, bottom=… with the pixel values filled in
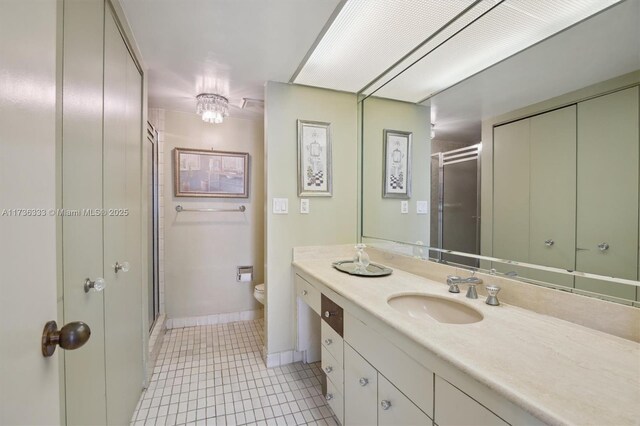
left=273, top=198, right=288, bottom=214
left=401, top=200, right=409, bottom=214
left=416, top=201, right=429, bottom=214
left=300, top=199, right=309, bottom=214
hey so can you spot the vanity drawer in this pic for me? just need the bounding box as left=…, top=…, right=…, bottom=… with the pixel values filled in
left=326, top=375, right=344, bottom=425
left=435, top=376, right=508, bottom=426
left=321, top=320, right=343, bottom=367
left=321, top=345, right=344, bottom=388
left=345, top=312, right=433, bottom=416
left=295, top=274, right=320, bottom=314
left=321, top=293, right=344, bottom=337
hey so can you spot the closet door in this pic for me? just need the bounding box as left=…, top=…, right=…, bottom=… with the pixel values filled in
left=528, top=106, right=576, bottom=288
left=103, top=11, right=144, bottom=423
left=493, top=118, right=530, bottom=276
left=576, top=87, right=639, bottom=300
left=62, top=1, right=108, bottom=424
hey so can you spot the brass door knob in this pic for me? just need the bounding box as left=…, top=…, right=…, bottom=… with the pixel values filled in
left=42, top=320, right=91, bottom=357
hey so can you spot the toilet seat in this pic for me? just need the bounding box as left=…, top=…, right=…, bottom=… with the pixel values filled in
left=253, top=283, right=265, bottom=305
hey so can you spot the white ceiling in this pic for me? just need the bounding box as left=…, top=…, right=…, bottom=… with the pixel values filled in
left=120, top=0, right=639, bottom=137
left=120, top=0, right=341, bottom=118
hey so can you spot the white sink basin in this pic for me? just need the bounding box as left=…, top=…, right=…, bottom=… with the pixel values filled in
left=388, top=294, right=483, bottom=324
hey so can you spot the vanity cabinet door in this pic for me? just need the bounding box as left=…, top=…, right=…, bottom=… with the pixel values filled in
left=434, top=376, right=508, bottom=426
left=378, top=374, right=431, bottom=426
left=576, top=86, right=639, bottom=300
left=493, top=118, right=530, bottom=277
left=344, top=344, right=377, bottom=426
left=528, top=105, right=576, bottom=288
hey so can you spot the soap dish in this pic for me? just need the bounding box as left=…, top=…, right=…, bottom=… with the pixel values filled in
left=332, top=260, right=393, bottom=277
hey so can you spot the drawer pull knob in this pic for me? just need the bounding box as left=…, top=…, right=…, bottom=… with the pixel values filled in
left=544, top=239, right=554, bottom=247
left=380, top=400, right=391, bottom=410
left=325, top=393, right=333, bottom=401
left=597, top=242, right=609, bottom=252
left=324, top=366, right=333, bottom=374
left=359, top=377, right=369, bottom=386
left=302, top=290, right=308, bottom=296
left=324, top=338, right=332, bottom=345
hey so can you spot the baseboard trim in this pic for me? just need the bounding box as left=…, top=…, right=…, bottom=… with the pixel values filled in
left=166, top=309, right=262, bottom=329
left=264, top=349, right=304, bottom=368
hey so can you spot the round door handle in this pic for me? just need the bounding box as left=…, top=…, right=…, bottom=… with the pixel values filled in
left=302, top=290, right=308, bottom=296
left=324, top=366, right=333, bottom=374
left=84, top=277, right=105, bottom=293
left=42, top=320, right=91, bottom=357
left=324, top=338, right=332, bottom=345
left=597, top=242, right=609, bottom=252
left=324, top=310, right=336, bottom=318
left=114, top=261, right=130, bottom=273
left=325, top=393, right=333, bottom=401
left=359, top=377, right=369, bottom=386
left=544, top=239, right=554, bottom=247
left=380, top=400, right=392, bottom=410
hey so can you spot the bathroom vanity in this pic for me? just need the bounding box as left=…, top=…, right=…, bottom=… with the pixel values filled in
left=292, top=246, right=640, bottom=426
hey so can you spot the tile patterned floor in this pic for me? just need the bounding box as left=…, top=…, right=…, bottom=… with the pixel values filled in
left=131, top=319, right=338, bottom=426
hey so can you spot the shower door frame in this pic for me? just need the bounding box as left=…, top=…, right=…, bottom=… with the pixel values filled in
left=147, top=122, right=160, bottom=329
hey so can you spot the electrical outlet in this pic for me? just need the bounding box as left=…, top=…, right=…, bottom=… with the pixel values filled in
left=300, top=199, right=309, bottom=214
left=416, top=201, right=429, bottom=214
left=273, top=198, right=288, bottom=214
left=401, top=200, right=409, bottom=214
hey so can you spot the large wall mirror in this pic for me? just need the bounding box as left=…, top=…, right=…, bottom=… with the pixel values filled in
left=360, top=0, right=640, bottom=306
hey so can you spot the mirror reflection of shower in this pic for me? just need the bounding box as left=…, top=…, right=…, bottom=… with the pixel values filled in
left=430, top=142, right=481, bottom=268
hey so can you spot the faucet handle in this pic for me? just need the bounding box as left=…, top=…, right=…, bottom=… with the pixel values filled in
left=446, top=275, right=461, bottom=293
left=465, top=282, right=478, bottom=299
left=485, top=285, right=501, bottom=306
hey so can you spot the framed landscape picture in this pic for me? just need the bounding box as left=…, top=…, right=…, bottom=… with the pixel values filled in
left=173, top=148, right=249, bottom=198
left=297, top=119, right=332, bottom=197
left=382, top=129, right=412, bottom=199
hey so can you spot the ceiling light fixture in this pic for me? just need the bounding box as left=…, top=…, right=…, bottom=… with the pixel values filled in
left=196, top=93, right=229, bottom=124
left=294, top=0, right=619, bottom=100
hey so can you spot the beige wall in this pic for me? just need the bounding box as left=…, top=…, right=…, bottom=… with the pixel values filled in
left=162, top=110, right=265, bottom=319
left=265, top=82, right=358, bottom=355
left=362, top=96, right=430, bottom=245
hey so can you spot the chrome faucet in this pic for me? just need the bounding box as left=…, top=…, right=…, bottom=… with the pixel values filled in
left=446, top=274, right=483, bottom=298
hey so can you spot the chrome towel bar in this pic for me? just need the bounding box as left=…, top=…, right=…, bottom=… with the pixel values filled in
left=175, top=205, right=246, bottom=213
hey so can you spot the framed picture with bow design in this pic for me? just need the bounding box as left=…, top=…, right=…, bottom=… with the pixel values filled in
left=297, top=119, right=332, bottom=197
left=382, top=129, right=412, bottom=199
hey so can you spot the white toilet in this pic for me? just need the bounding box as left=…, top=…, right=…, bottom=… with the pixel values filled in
left=253, top=283, right=265, bottom=305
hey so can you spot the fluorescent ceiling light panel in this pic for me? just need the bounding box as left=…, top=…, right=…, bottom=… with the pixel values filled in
left=362, top=0, right=501, bottom=96
left=293, top=0, right=478, bottom=93
left=373, top=0, right=622, bottom=102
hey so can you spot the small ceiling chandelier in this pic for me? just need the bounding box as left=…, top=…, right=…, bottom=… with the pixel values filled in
left=196, top=93, right=229, bottom=124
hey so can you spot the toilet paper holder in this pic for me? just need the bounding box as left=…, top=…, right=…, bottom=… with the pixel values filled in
left=237, top=266, right=253, bottom=282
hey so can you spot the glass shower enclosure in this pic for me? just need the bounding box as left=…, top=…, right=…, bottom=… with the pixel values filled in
left=430, top=144, right=481, bottom=267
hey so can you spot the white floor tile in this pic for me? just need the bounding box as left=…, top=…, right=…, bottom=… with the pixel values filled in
left=132, top=319, right=337, bottom=425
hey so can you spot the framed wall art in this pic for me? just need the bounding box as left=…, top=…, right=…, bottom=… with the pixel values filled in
left=173, top=148, right=249, bottom=198
left=297, top=119, right=332, bottom=197
left=382, top=129, right=412, bottom=199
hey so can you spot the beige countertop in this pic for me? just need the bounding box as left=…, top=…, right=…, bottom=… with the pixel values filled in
left=292, top=256, right=640, bottom=426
